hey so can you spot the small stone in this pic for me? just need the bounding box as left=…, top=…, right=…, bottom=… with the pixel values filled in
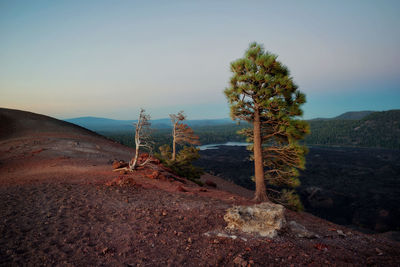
left=375, top=248, right=384, bottom=256
left=337, top=229, right=346, bottom=237
left=217, top=233, right=228, bottom=238
left=162, top=211, right=167, bottom=216
left=288, top=221, right=318, bottom=238
left=233, top=256, right=247, bottom=267
left=146, top=170, right=160, bottom=179
left=187, top=237, right=192, bottom=243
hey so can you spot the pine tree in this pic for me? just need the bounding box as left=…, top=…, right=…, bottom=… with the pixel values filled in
left=224, top=42, right=309, bottom=203
left=170, top=111, right=200, bottom=161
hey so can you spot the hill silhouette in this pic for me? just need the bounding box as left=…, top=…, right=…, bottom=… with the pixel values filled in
left=309, top=110, right=375, bottom=121
left=1, top=108, right=399, bottom=266
left=0, top=108, right=101, bottom=140
left=65, top=116, right=233, bottom=132
left=334, top=111, right=375, bottom=120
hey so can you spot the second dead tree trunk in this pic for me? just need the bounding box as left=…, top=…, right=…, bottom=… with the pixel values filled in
left=170, top=111, right=200, bottom=161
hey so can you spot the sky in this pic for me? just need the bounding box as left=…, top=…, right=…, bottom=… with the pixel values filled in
left=1, top=0, right=399, bottom=120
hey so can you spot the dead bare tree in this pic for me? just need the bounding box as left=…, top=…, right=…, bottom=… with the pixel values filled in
left=113, top=108, right=153, bottom=172
left=170, top=111, right=200, bottom=161
left=129, top=108, right=153, bottom=170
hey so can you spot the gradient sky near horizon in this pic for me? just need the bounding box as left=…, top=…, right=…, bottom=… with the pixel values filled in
left=1, top=0, right=399, bottom=120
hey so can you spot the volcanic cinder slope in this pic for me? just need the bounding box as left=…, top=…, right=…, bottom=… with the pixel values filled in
left=0, top=108, right=399, bottom=266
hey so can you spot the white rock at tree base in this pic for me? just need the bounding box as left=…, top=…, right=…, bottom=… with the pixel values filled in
left=224, top=202, right=286, bottom=238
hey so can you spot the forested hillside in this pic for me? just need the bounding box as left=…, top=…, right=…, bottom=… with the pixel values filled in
left=305, top=110, right=400, bottom=149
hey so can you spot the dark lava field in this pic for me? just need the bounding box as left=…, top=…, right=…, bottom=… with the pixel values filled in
left=195, top=145, right=400, bottom=233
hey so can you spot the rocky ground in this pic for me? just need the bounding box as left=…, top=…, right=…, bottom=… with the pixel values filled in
left=1, top=108, right=400, bottom=266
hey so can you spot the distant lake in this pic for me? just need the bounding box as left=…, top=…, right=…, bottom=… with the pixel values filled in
left=198, top=142, right=250, bottom=150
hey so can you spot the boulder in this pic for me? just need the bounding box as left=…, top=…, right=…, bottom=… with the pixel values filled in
left=288, top=221, right=319, bottom=238
left=224, top=202, right=286, bottom=238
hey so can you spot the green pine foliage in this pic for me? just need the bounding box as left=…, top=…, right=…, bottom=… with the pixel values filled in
left=158, top=144, right=172, bottom=160
left=224, top=42, right=309, bottom=204
left=280, top=189, right=304, bottom=211
left=156, top=145, right=204, bottom=183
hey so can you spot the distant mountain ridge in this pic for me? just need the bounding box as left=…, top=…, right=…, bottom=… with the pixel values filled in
left=334, top=111, right=375, bottom=120
left=64, top=117, right=233, bottom=132
left=65, top=110, right=378, bottom=132
left=64, top=117, right=137, bottom=132
left=306, top=109, right=400, bottom=149
left=309, top=110, right=375, bottom=121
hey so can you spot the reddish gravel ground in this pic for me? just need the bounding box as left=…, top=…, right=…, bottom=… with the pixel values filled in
left=1, top=108, right=400, bottom=266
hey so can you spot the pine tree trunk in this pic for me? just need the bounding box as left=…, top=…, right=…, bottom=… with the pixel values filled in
left=172, top=138, right=176, bottom=161
left=253, top=108, right=269, bottom=202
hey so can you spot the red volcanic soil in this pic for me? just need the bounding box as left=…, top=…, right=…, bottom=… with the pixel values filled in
left=0, top=108, right=399, bottom=266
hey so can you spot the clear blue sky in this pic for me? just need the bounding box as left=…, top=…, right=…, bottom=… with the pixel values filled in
left=1, top=0, right=399, bottom=119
